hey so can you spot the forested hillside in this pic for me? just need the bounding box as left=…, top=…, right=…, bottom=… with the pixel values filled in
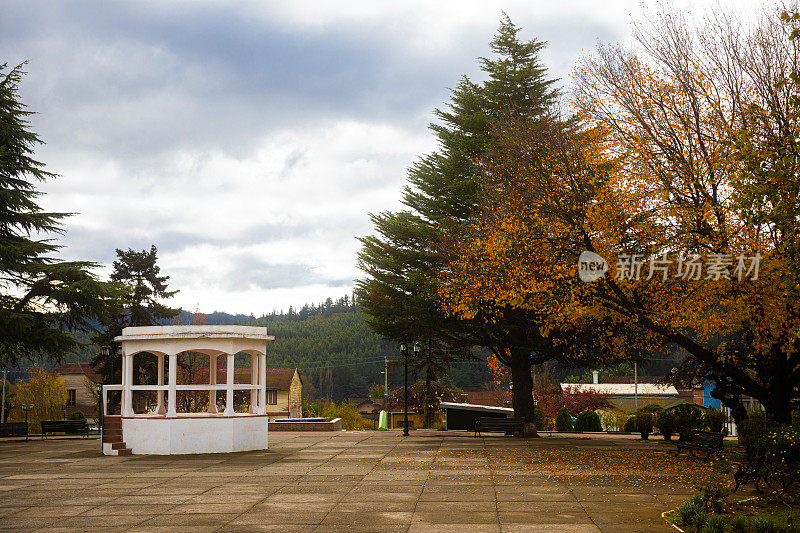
left=28, top=296, right=486, bottom=401
left=247, top=297, right=491, bottom=401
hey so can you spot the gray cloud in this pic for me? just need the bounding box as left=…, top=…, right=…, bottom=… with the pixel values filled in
left=7, top=0, right=750, bottom=313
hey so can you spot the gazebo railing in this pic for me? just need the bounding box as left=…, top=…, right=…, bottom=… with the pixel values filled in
left=102, top=384, right=263, bottom=417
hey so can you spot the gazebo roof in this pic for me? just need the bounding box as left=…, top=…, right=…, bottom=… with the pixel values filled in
left=115, top=325, right=271, bottom=341
left=114, top=325, right=274, bottom=356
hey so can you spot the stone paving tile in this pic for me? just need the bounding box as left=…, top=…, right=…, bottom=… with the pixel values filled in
left=0, top=431, right=746, bottom=532
left=501, top=525, right=601, bottom=532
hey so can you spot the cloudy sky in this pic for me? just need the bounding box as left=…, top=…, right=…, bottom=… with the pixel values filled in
left=1, top=0, right=762, bottom=314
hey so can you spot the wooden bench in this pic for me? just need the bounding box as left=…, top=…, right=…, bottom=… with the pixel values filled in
left=675, top=430, right=724, bottom=459
left=40, top=420, right=89, bottom=439
left=0, top=422, right=28, bottom=440
left=474, top=417, right=524, bottom=437
left=733, top=454, right=771, bottom=494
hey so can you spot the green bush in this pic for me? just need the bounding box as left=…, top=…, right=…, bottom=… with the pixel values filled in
left=555, top=407, right=573, bottom=432
left=304, top=401, right=372, bottom=430
left=763, top=425, right=800, bottom=506
left=656, top=410, right=676, bottom=441
left=692, top=510, right=709, bottom=530
left=676, top=498, right=702, bottom=526
left=750, top=517, right=784, bottom=533
left=574, top=410, right=602, bottom=432
left=698, top=483, right=729, bottom=514
left=701, top=514, right=725, bottom=533
left=623, top=416, right=637, bottom=433
left=738, top=410, right=769, bottom=457
left=533, top=406, right=548, bottom=430
left=729, top=516, right=749, bottom=533
left=637, top=403, right=664, bottom=416
left=67, top=411, right=85, bottom=420
left=704, top=408, right=727, bottom=433
left=635, top=412, right=654, bottom=440
left=671, top=403, right=704, bottom=438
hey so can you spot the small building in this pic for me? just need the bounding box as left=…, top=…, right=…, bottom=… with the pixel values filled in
left=386, top=411, right=424, bottom=430
left=52, top=363, right=102, bottom=421
left=348, top=397, right=383, bottom=420
left=560, top=382, right=683, bottom=412
left=263, top=367, right=303, bottom=421
left=439, top=402, right=514, bottom=430
left=455, top=391, right=511, bottom=408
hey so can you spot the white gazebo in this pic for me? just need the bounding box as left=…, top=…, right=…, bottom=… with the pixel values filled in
left=101, top=325, right=274, bottom=455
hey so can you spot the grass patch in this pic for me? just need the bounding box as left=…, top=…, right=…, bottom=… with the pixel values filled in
left=664, top=497, right=797, bottom=532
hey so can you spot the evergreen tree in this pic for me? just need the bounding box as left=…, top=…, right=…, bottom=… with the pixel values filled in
left=92, top=245, right=179, bottom=383
left=0, top=62, right=123, bottom=368
left=357, top=17, right=558, bottom=433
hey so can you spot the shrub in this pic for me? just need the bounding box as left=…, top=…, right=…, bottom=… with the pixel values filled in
left=574, top=410, right=602, bottom=432
left=671, top=403, right=704, bottom=438
left=533, top=406, right=547, bottom=430
left=750, top=517, right=783, bottom=533
left=738, top=410, right=769, bottom=457
left=704, top=408, right=727, bottom=433
left=701, top=514, right=725, bottom=533
left=692, top=510, right=708, bottom=530
left=635, top=412, right=653, bottom=440
left=729, top=516, right=749, bottom=533
left=698, top=483, right=729, bottom=514
left=637, top=403, right=664, bottom=416
left=676, top=499, right=702, bottom=526
left=656, top=410, right=676, bottom=441
left=66, top=411, right=87, bottom=434
left=304, top=401, right=372, bottom=430
left=555, top=407, right=573, bottom=432
left=600, top=409, right=628, bottom=431
left=11, top=363, right=68, bottom=434
left=623, top=416, right=637, bottom=433
left=763, top=425, right=800, bottom=506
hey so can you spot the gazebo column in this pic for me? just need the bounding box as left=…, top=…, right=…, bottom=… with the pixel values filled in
left=122, top=352, right=134, bottom=417
left=166, top=353, right=177, bottom=418
left=208, top=354, right=218, bottom=414
left=156, top=354, right=165, bottom=415
left=223, top=353, right=235, bottom=416
left=249, top=355, right=258, bottom=414
left=259, top=354, right=267, bottom=415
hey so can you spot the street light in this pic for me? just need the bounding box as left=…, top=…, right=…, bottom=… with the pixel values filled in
left=22, top=404, right=32, bottom=442
left=400, top=344, right=408, bottom=436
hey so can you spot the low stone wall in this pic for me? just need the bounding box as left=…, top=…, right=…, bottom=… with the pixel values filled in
left=269, top=418, right=342, bottom=432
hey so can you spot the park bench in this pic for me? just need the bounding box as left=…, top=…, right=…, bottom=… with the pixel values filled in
left=474, top=417, right=524, bottom=437
left=40, top=420, right=89, bottom=439
left=0, top=422, right=28, bottom=440
left=732, top=454, right=771, bottom=494
left=675, top=430, right=724, bottom=459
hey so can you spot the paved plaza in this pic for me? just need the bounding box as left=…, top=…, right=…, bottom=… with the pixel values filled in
left=0, top=431, right=725, bottom=532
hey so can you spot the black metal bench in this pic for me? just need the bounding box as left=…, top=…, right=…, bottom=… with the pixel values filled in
left=0, top=422, right=28, bottom=440
left=733, top=454, right=771, bottom=494
left=474, top=417, right=524, bottom=437
left=675, top=430, right=724, bottom=459
left=40, top=420, right=89, bottom=439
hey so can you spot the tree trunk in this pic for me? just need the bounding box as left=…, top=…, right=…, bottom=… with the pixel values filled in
left=764, top=382, right=794, bottom=425
left=510, top=347, right=538, bottom=437
left=423, top=369, right=432, bottom=429
left=709, top=387, right=748, bottom=426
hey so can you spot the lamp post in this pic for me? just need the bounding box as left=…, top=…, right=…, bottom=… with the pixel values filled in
left=400, top=344, right=408, bottom=436
left=22, top=404, right=31, bottom=442
left=96, top=383, right=103, bottom=444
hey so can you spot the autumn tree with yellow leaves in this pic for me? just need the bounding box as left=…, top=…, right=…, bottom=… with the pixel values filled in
left=440, top=5, right=800, bottom=424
